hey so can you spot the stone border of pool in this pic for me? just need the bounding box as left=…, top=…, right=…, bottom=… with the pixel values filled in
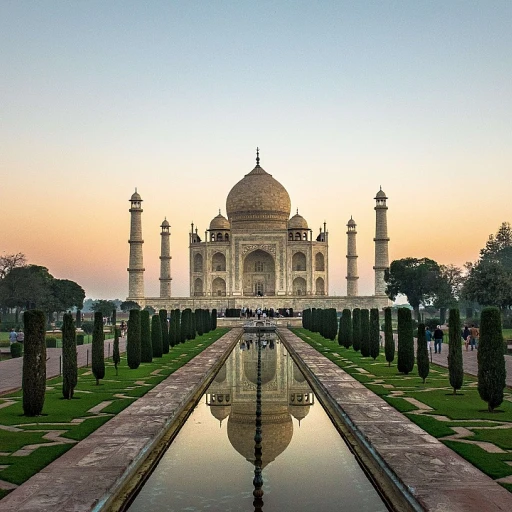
left=0, top=329, right=242, bottom=512
left=279, top=328, right=512, bottom=512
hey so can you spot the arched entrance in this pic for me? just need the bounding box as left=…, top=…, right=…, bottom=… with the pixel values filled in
left=243, top=249, right=275, bottom=296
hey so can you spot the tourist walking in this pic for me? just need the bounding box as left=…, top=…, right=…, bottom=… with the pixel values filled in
left=9, top=328, right=17, bottom=345
left=462, top=325, right=471, bottom=351
left=16, top=329, right=24, bottom=343
left=469, top=324, right=479, bottom=350
left=433, top=325, right=444, bottom=354
left=425, top=326, right=432, bottom=352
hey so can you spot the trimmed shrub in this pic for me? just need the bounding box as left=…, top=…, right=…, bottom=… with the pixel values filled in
left=75, top=309, right=82, bottom=328
left=113, top=328, right=121, bottom=375
left=151, top=315, right=163, bottom=357
left=195, top=309, right=204, bottom=336
left=159, top=310, right=170, bottom=353
left=168, top=310, right=177, bottom=348
left=127, top=309, right=141, bottom=369
left=111, top=309, right=117, bottom=332
left=369, top=308, right=380, bottom=360
left=45, top=337, right=57, bottom=348
left=448, top=309, right=463, bottom=394
left=10, top=342, right=23, bottom=358
left=92, top=311, right=105, bottom=385
left=360, top=309, right=370, bottom=357
left=478, top=307, right=506, bottom=412
left=140, top=310, right=152, bottom=363
left=62, top=312, right=77, bottom=399
left=211, top=309, right=217, bottom=330
left=397, top=308, right=414, bottom=375
left=22, top=310, right=46, bottom=416
left=76, top=334, right=85, bottom=345
left=416, top=323, right=429, bottom=384
left=338, top=309, right=352, bottom=349
left=181, top=309, right=192, bottom=342
left=352, top=308, right=361, bottom=352
left=384, top=307, right=395, bottom=367
left=174, top=309, right=182, bottom=344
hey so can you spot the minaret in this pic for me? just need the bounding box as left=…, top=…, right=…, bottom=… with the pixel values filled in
left=373, top=187, right=390, bottom=296
left=346, top=216, right=358, bottom=296
left=128, top=189, right=145, bottom=299
left=159, top=218, right=172, bottom=298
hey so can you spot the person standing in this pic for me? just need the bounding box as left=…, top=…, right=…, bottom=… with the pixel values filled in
left=462, top=325, right=471, bottom=351
left=433, top=325, right=444, bottom=354
left=9, top=328, right=17, bottom=345
left=469, top=324, right=479, bottom=351
left=425, top=326, right=433, bottom=352
left=16, top=329, right=24, bottom=343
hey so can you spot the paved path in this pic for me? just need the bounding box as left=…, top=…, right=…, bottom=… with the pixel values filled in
left=0, top=338, right=127, bottom=396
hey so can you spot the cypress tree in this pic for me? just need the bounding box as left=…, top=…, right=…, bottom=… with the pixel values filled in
left=113, top=327, right=121, bottom=375
left=111, top=308, right=117, bottom=331
left=478, top=307, right=506, bottom=412
left=159, top=309, right=170, bottom=353
left=140, top=310, right=152, bottom=363
left=397, top=308, right=414, bottom=375
left=190, top=310, right=197, bottom=340
left=352, top=308, right=361, bottom=352
left=369, top=308, right=380, bottom=360
left=338, top=309, right=352, bottom=348
left=168, top=310, right=177, bottom=347
left=195, top=309, right=204, bottom=336
left=416, top=323, right=429, bottom=384
left=360, top=309, right=370, bottom=357
left=127, top=309, right=141, bottom=369
left=174, top=309, right=182, bottom=343
left=181, top=308, right=191, bottom=341
left=384, top=307, right=395, bottom=367
left=211, top=309, right=217, bottom=330
left=62, top=312, right=77, bottom=399
left=448, top=309, right=463, bottom=394
left=311, top=308, right=318, bottom=333
left=151, top=314, right=163, bottom=357
left=22, top=310, right=46, bottom=416
left=75, top=309, right=82, bottom=328
left=92, top=311, right=105, bottom=385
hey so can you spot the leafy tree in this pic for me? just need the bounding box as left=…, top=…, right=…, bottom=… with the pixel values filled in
left=338, top=309, right=352, bottom=349
left=434, top=265, right=463, bottom=324
left=160, top=309, right=170, bottom=353
left=121, top=300, right=140, bottom=311
left=385, top=258, right=443, bottom=320
left=397, top=308, right=414, bottom=375
left=416, top=323, right=429, bottom=384
left=127, top=309, right=141, bottom=369
left=92, top=312, right=105, bottom=385
left=0, top=252, right=26, bottom=279
left=360, top=309, right=370, bottom=357
left=140, top=310, right=153, bottom=363
left=143, top=305, right=156, bottom=315
left=91, top=300, right=117, bottom=318
left=369, top=308, right=380, bottom=360
left=51, top=279, right=85, bottom=318
left=478, top=307, right=506, bottom=412
left=352, top=308, right=361, bottom=352
left=384, top=307, right=395, bottom=367
left=62, top=312, right=77, bottom=399
left=447, top=309, right=463, bottom=394
left=151, top=314, right=163, bottom=357
left=113, top=328, right=121, bottom=375
left=480, top=222, right=512, bottom=261
left=22, top=310, right=46, bottom=416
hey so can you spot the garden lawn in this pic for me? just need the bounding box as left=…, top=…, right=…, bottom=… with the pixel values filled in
left=292, top=328, right=512, bottom=493
left=0, top=328, right=228, bottom=493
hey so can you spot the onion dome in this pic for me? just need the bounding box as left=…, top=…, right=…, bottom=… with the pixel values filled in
left=288, top=209, right=308, bottom=230
left=347, top=216, right=356, bottom=227
left=226, top=150, right=291, bottom=231
left=209, top=210, right=230, bottom=230
left=130, top=189, right=142, bottom=201
left=375, top=187, right=387, bottom=199
left=161, top=218, right=170, bottom=228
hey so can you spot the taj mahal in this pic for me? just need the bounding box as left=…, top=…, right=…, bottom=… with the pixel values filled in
left=127, top=150, right=391, bottom=312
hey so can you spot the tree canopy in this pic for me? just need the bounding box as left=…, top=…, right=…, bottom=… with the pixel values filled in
left=120, top=300, right=141, bottom=311
left=91, top=299, right=118, bottom=317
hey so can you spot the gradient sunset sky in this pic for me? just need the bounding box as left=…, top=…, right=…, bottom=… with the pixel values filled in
left=2, top=1, right=511, bottom=301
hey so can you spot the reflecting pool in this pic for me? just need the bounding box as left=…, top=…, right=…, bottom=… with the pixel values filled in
left=128, top=334, right=388, bottom=511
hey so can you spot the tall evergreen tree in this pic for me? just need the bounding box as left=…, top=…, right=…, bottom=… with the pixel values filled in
left=195, top=309, right=204, bottom=336
left=113, top=327, right=120, bottom=375
left=369, top=308, right=380, bottom=360
left=478, top=307, right=506, bottom=412
left=384, top=307, right=395, bottom=367
left=338, top=309, right=352, bottom=348
left=352, top=308, right=361, bottom=352
left=22, top=310, right=47, bottom=416
left=416, top=323, right=429, bottom=384
left=211, top=309, right=217, bottom=330
left=151, top=314, right=163, bottom=357
left=75, top=309, right=82, bottom=328
left=397, top=308, right=414, bottom=374
left=168, top=310, right=177, bottom=347
left=190, top=310, right=197, bottom=340
left=140, top=309, right=152, bottom=363
left=174, top=309, right=183, bottom=343
left=111, top=308, right=117, bottom=331
left=448, top=309, right=463, bottom=394
left=62, top=312, right=77, bottom=399
left=159, top=309, right=170, bottom=353
left=127, top=309, right=141, bottom=369
left=311, top=308, right=318, bottom=333
left=360, top=309, right=370, bottom=356
left=92, top=311, right=105, bottom=385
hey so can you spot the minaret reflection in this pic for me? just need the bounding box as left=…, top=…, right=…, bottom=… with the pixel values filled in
left=205, top=332, right=315, bottom=509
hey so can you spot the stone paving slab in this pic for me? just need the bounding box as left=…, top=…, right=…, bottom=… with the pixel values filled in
left=0, top=329, right=242, bottom=512
left=279, top=328, right=512, bottom=512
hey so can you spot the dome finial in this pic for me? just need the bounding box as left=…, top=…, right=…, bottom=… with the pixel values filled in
left=219, top=209, right=221, bottom=215
left=296, top=208, right=298, bottom=215
left=256, top=147, right=260, bottom=166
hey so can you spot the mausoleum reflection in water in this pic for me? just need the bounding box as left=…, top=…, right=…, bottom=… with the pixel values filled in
left=128, top=334, right=387, bottom=512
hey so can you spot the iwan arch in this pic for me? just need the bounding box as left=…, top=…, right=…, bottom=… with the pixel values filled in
left=127, top=151, right=391, bottom=311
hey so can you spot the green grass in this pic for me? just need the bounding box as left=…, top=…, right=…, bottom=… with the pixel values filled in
left=293, top=328, right=512, bottom=491
left=0, top=328, right=229, bottom=492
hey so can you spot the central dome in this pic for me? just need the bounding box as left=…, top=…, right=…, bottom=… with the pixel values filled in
left=226, top=162, right=291, bottom=231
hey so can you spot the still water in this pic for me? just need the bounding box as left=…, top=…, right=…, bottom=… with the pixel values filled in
left=129, top=335, right=387, bottom=512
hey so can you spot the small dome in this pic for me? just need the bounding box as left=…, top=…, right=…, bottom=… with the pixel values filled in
left=161, top=218, right=170, bottom=228
left=288, top=210, right=308, bottom=230
left=375, top=188, right=387, bottom=199
left=209, top=211, right=230, bottom=230
left=347, top=217, right=356, bottom=226
left=130, top=190, right=142, bottom=201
